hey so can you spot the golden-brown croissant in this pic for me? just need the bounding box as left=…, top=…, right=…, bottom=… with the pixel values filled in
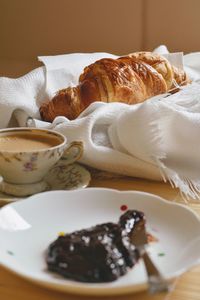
left=40, top=52, right=190, bottom=122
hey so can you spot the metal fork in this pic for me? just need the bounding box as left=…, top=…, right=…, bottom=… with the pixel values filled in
left=131, top=226, right=173, bottom=294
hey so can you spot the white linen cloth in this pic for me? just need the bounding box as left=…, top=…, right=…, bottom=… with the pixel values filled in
left=1, top=46, right=200, bottom=199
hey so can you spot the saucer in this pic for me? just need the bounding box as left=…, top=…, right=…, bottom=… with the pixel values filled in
left=0, top=160, right=91, bottom=206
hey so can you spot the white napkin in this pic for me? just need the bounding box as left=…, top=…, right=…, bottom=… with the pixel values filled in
left=39, top=82, right=200, bottom=199
left=38, top=52, right=117, bottom=97
left=0, top=52, right=117, bottom=128
left=0, top=67, right=45, bottom=128
left=1, top=46, right=200, bottom=199
left=46, top=102, right=162, bottom=182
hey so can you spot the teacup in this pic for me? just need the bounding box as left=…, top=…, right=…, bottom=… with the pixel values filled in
left=0, top=128, right=83, bottom=196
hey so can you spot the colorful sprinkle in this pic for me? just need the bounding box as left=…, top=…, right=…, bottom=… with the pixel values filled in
left=151, top=227, right=159, bottom=233
left=120, top=205, right=128, bottom=211
left=58, top=232, right=65, bottom=236
left=147, top=233, right=159, bottom=243
left=158, top=252, right=165, bottom=257
left=7, top=250, right=14, bottom=256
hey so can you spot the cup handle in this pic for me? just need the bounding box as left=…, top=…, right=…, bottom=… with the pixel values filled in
left=61, top=141, right=83, bottom=164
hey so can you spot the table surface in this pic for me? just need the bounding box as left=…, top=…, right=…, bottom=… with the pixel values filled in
left=1, top=176, right=200, bottom=300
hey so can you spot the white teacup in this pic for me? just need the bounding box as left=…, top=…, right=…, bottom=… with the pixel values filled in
left=0, top=128, right=83, bottom=196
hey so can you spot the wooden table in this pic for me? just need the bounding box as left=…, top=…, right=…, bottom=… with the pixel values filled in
left=1, top=176, right=200, bottom=300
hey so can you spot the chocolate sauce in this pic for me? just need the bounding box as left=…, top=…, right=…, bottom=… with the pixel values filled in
left=46, top=210, right=145, bottom=282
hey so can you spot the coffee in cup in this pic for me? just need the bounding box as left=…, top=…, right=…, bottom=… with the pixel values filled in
left=0, top=128, right=83, bottom=196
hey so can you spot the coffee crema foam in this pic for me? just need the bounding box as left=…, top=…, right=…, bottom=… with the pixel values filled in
left=0, top=133, right=62, bottom=151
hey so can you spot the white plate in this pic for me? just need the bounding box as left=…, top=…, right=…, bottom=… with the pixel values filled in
left=0, top=161, right=91, bottom=205
left=0, top=188, right=200, bottom=296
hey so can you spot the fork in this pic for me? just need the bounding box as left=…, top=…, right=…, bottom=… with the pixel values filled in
left=130, top=225, right=173, bottom=294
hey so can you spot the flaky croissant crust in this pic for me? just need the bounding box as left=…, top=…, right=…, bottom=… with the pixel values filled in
left=40, top=52, right=190, bottom=122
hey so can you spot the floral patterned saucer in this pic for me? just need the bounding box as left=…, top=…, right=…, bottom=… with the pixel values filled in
left=0, top=160, right=91, bottom=206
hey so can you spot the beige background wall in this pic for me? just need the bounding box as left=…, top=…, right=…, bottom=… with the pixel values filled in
left=0, top=0, right=200, bottom=77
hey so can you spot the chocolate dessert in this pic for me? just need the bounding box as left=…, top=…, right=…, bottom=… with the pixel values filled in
left=46, top=210, right=146, bottom=283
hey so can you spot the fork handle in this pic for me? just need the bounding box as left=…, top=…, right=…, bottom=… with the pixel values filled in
left=142, top=251, right=173, bottom=294
left=142, top=251, right=161, bottom=276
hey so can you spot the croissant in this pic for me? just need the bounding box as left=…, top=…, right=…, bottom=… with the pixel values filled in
left=40, top=52, right=190, bottom=122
